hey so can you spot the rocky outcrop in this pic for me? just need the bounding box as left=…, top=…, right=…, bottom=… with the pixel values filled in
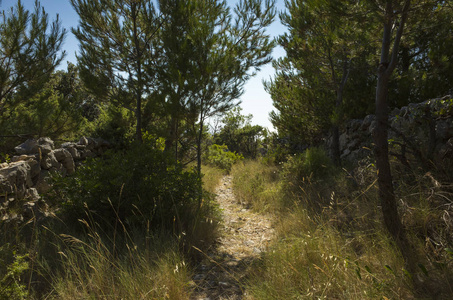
left=331, top=96, right=453, bottom=165
left=0, top=137, right=110, bottom=224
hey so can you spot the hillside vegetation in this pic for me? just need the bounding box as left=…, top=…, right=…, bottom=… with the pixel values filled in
left=1, top=0, right=453, bottom=299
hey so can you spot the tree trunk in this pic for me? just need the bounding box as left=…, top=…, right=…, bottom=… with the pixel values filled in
left=330, top=58, right=349, bottom=166
left=165, top=116, right=179, bottom=161
left=375, top=71, right=404, bottom=241
left=135, top=92, right=143, bottom=143
left=374, top=0, right=410, bottom=243
left=197, top=120, right=203, bottom=176
left=331, top=125, right=341, bottom=166
left=132, top=2, right=143, bottom=143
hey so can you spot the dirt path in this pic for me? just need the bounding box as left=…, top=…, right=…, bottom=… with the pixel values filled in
left=191, top=175, right=275, bottom=300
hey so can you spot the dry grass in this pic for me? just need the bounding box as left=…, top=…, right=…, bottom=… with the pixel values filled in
left=231, top=159, right=282, bottom=213
left=45, top=164, right=227, bottom=299
left=46, top=221, right=193, bottom=299
left=232, top=159, right=453, bottom=299
left=201, top=164, right=226, bottom=194
left=248, top=206, right=412, bottom=299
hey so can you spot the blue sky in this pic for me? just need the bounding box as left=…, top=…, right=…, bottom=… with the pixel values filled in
left=4, top=0, right=287, bottom=131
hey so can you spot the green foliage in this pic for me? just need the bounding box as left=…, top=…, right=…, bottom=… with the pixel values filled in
left=261, top=131, right=294, bottom=164
left=83, top=104, right=136, bottom=147
left=205, top=144, right=243, bottom=172
left=71, top=0, right=162, bottom=141
left=282, top=147, right=336, bottom=186
left=51, top=138, right=209, bottom=234
left=231, top=159, right=281, bottom=212
left=214, top=107, right=264, bottom=158
left=201, top=164, right=226, bottom=195
left=0, top=247, right=29, bottom=300
left=0, top=0, right=65, bottom=111
left=267, top=0, right=376, bottom=152
left=3, top=64, right=89, bottom=140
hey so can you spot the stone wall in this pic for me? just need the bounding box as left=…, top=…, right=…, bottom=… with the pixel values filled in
left=0, top=137, right=110, bottom=221
left=332, top=96, right=453, bottom=164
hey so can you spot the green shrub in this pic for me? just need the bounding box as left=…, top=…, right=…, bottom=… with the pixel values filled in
left=205, top=144, right=243, bottom=172
left=51, top=136, right=213, bottom=236
left=0, top=247, right=29, bottom=300
left=282, top=147, right=335, bottom=185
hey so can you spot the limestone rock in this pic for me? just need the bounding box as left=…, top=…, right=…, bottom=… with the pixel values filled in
left=67, top=146, right=80, bottom=160
left=37, top=137, right=54, bottom=155
left=41, top=152, right=59, bottom=170
left=15, top=139, right=38, bottom=155
left=11, top=154, right=35, bottom=162
left=0, top=174, right=13, bottom=194
left=36, top=171, right=51, bottom=194
left=0, top=162, right=33, bottom=199
left=28, top=159, right=41, bottom=181
left=25, top=188, right=40, bottom=201
left=78, top=136, right=89, bottom=146
left=53, top=149, right=75, bottom=174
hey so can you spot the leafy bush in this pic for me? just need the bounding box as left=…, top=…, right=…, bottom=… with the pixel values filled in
left=51, top=136, right=212, bottom=235
left=282, top=147, right=335, bottom=185
left=0, top=248, right=29, bottom=300
left=205, top=144, right=243, bottom=172
left=82, top=104, right=135, bottom=147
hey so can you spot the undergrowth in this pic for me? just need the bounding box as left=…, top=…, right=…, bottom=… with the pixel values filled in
left=0, top=145, right=225, bottom=299
left=44, top=221, right=192, bottom=299
left=231, top=150, right=453, bottom=299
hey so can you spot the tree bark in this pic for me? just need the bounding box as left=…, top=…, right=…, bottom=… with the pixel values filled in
left=375, top=70, right=404, bottom=240
left=132, top=2, right=143, bottom=143
left=331, top=59, right=349, bottom=166
left=374, top=0, right=410, bottom=243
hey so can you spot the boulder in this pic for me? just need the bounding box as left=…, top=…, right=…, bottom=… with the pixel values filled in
left=61, top=142, right=76, bottom=148
left=35, top=171, right=51, bottom=194
left=436, top=119, right=453, bottom=141
left=25, top=188, right=40, bottom=201
left=41, top=152, right=59, bottom=170
left=78, top=136, right=89, bottom=146
left=11, top=154, right=35, bottom=162
left=0, top=162, right=33, bottom=199
left=15, top=139, right=38, bottom=155
left=28, top=159, right=41, bottom=181
left=37, top=137, right=54, bottom=155
left=0, top=174, right=13, bottom=195
left=67, top=146, right=80, bottom=160
left=53, top=149, right=75, bottom=174
left=37, top=137, right=54, bottom=148
left=86, top=137, right=97, bottom=150
left=53, top=148, right=71, bottom=161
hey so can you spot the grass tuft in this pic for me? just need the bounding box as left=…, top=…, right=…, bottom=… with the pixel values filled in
left=233, top=158, right=453, bottom=299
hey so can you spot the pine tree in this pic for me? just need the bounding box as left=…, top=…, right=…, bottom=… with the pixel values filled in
left=0, top=0, right=66, bottom=127
left=70, top=0, right=161, bottom=142
left=156, top=0, right=275, bottom=172
left=268, top=0, right=375, bottom=163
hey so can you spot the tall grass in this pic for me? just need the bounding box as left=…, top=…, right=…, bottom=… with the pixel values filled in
left=0, top=164, right=224, bottom=299
left=231, top=159, right=282, bottom=212
left=44, top=165, right=226, bottom=299
left=201, top=164, right=226, bottom=194
left=46, top=222, right=192, bottom=299
left=247, top=206, right=412, bottom=299
left=232, top=158, right=453, bottom=299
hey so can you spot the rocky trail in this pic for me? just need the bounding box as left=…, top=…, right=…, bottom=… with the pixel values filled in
left=191, top=175, right=275, bottom=300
